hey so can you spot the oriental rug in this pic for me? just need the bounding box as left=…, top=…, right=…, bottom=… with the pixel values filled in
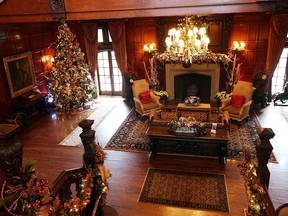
left=138, top=168, right=229, bottom=212
left=104, top=108, right=277, bottom=162
left=59, top=104, right=116, bottom=147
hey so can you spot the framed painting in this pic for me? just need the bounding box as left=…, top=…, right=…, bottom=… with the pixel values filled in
left=3, top=52, right=36, bottom=98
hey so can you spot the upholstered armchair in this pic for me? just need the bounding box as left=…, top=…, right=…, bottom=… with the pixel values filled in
left=219, top=81, right=254, bottom=123
left=132, top=79, right=162, bottom=116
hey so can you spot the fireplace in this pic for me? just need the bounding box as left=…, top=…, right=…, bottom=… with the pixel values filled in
left=165, top=64, right=220, bottom=102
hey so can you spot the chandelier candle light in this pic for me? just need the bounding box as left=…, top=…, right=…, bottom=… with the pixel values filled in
left=156, top=15, right=231, bottom=67
left=165, top=16, right=210, bottom=65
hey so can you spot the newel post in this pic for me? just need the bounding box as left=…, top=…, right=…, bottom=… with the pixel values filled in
left=256, top=128, right=275, bottom=189
left=78, top=119, right=96, bottom=168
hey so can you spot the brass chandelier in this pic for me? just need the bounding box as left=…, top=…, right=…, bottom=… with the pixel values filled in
left=156, top=15, right=230, bottom=67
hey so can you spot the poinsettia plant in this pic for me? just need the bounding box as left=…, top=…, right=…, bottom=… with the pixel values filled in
left=125, top=69, right=139, bottom=102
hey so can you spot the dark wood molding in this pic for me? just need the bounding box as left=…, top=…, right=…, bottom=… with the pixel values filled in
left=49, top=0, right=66, bottom=20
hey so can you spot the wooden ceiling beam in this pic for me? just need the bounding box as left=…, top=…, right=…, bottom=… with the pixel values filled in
left=0, top=0, right=286, bottom=23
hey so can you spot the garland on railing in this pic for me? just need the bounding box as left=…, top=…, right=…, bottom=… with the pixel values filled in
left=238, top=148, right=265, bottom=215
left=0, top=142, right=110, bottom=216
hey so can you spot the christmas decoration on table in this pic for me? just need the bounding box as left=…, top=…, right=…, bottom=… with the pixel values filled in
left=168, top=116, right=206, bottom=135
left=184, top=96, right=201, bottom=106
left=49, top=21, right=97, bottom=113
left=238, top=148, right=266, bottom=215
left=0, top=142, right=110, bottom=216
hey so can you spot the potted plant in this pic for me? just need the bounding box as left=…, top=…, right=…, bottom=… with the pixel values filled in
left=153, top=90, right=169, bottom=104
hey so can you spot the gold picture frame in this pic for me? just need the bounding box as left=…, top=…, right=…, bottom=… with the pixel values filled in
left=3, top=52, right=36, bottom=98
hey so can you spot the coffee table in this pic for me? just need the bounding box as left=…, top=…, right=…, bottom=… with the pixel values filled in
left=146, top=124, right=229, bottom=167
left=176, top=103, right=211, bottom=122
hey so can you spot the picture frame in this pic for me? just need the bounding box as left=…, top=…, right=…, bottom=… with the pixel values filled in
left=3, top=52, right=36, bottom=98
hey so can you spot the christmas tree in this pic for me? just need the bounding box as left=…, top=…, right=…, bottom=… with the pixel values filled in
left=49, top=21, right=97, bottom=113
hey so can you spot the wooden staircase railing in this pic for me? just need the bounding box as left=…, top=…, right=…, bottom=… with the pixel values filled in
left=0, top=119, right=106, bottom=216
left=50, top=119, right=105, bottom=216
left=242, top=127, right=277, bottom=216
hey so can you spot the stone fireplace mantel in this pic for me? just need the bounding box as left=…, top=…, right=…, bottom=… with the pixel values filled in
left=165, top=64, right=220, bottom=101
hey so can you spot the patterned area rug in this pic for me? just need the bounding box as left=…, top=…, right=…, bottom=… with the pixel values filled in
left=104, top=108, right=277, bottom=162
left=59, top=104, right=116, bottom=146
left=138, top=168, right=229, bottom=212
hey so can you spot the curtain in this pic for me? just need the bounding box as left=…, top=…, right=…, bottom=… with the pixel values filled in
left=83, top=22, right=99, bottom=98
left=108, top=22, right=128, bottom=97
left=266, top=14, right=288, bottom=98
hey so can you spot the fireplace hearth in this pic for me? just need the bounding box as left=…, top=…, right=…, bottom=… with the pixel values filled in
left=165, top=64, right=220, bottom=102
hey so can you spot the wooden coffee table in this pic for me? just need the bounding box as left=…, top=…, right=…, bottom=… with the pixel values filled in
left=146, top=124, right=229, bottom=167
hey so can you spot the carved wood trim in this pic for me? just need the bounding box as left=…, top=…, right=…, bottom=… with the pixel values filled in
left=49, top=0, right=66, bottom=20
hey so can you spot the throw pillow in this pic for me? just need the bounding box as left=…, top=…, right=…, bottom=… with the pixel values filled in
left=139, top=91, right=152, bottom=104
left=231, top=95, right=245, bottom=108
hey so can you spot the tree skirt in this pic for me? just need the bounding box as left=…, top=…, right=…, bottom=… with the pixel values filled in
left=138, top=168, right=229, bottom=212
left=104, top=108, right=277, bottom=162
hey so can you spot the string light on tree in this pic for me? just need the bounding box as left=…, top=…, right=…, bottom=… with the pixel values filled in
left=49, top=21, right=97, bottom=113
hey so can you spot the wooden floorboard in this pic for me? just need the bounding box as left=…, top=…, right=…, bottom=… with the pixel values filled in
left=13, top=96, right=287, bottom=216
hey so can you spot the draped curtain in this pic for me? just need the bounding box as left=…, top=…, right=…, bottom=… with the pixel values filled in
left=266, top=14, right=288, bottom=98
left=82, top=22, right=99, bottom=98
left=108, top=22, right=128, bottom=97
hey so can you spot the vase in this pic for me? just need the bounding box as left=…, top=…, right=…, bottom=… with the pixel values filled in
left=160, top=99, right=167, bottom=105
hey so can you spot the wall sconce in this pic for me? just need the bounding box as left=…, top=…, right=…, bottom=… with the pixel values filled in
left=41, top=56, right=50, bottom=63
left=41, top=55, right=55, bottom=63
left=232, top=41, right=246, bottom=54
left=144, top=43, right=156, bottom=54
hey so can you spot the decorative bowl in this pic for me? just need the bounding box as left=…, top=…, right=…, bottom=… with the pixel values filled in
left=184, top=96, right=201, bottom=106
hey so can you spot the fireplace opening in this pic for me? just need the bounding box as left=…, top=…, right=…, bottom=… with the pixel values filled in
left=174, top=74, right=211, bottom=102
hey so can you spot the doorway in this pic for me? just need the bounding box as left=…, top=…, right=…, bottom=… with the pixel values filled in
left=97, top=51, right=122, bottom=96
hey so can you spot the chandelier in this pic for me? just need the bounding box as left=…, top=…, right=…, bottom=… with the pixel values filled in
left=155, top=15, right=230, bottom=67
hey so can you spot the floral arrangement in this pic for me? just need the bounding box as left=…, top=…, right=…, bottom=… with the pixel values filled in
left=252, top=68, right=269, bottom=108
left=215, top=91, right=231, bottom=103
left=0, top=142, right=110, bottom=216
left=153, top=90, right=169, bottom=101
left=125, top=69, right=139, bottom=102
left=143, top=56, right=159, bottom=87
left=169, top=116, right=206, bottom=135
left=238, top=148, right=265, bottom=215
left=184, top=96, right=201, bottom=106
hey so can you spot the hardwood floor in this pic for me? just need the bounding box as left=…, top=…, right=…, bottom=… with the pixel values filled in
left=13, top=96, right=287, bottom=216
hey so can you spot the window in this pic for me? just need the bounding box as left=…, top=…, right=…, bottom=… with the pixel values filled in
left=272, top=35, right=288, bottom=95
left=97, top=24, right=122, bottom=95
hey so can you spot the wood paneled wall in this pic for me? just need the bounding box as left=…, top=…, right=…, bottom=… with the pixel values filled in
left=229, top=13, right=271, bottom=82
left=0, top=13, right=271, bottom=119
left=125, top=13, right=271, bottom=88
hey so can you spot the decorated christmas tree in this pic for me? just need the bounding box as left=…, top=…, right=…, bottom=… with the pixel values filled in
left=49, top=21, right=97, bottom=113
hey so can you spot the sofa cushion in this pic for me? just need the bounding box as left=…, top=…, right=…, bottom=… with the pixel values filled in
left=139, top=91, right=152, bottom=104
left=231, top=95, right=245, bottom=108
